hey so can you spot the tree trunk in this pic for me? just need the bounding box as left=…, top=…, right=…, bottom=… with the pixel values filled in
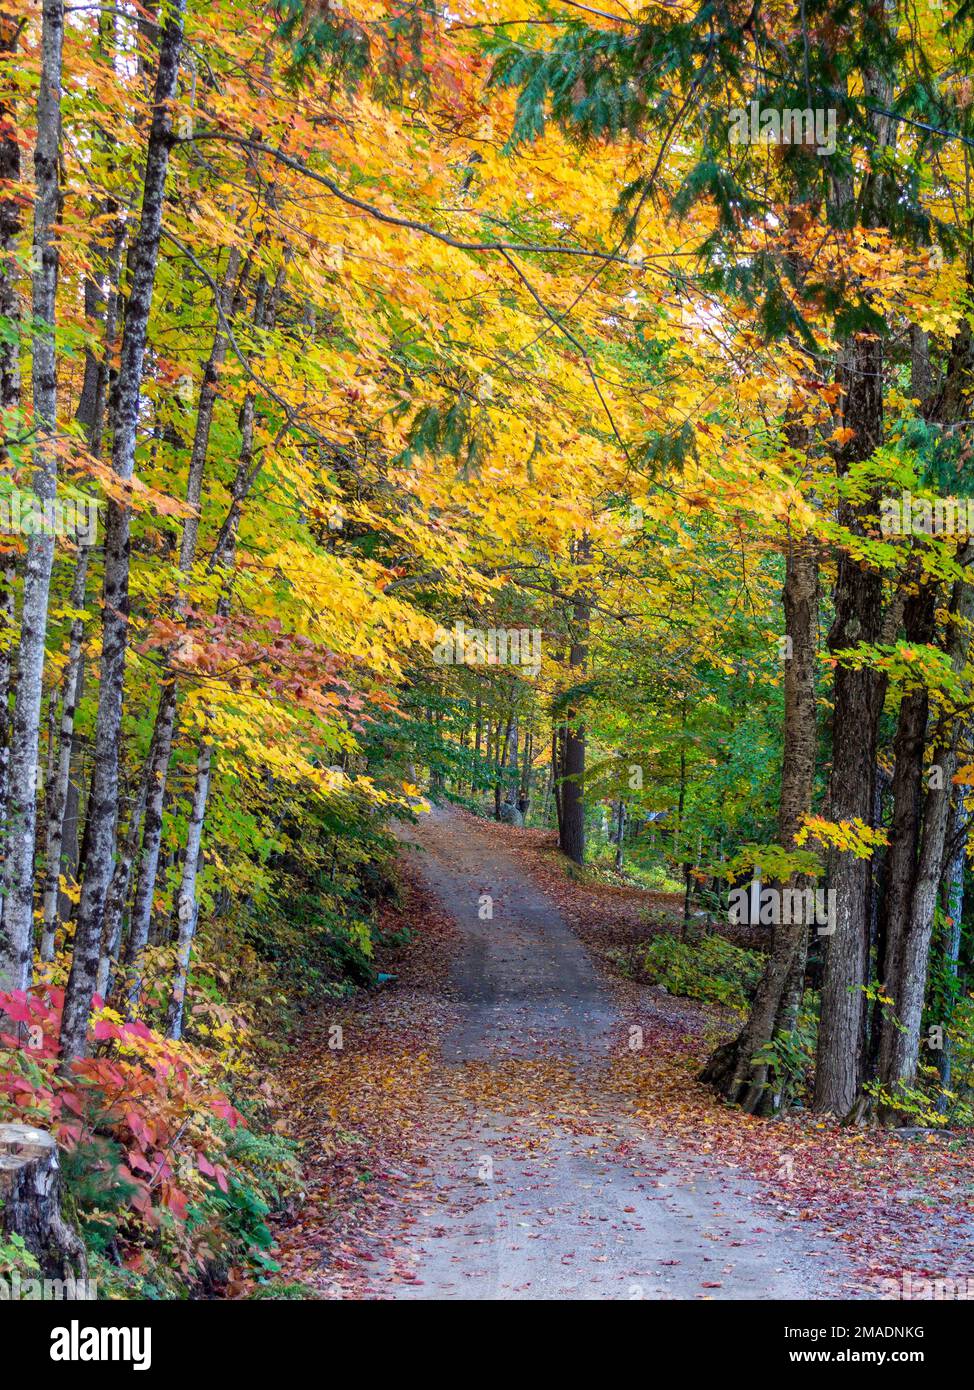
left=863, top=258, right=974, bottom=1115
left=0, top=9, right=21, bottom=439
left=861, top=582, right=937, bottom=1102
left=0, top=0, right=64, bottom=994
left=557, top=549, right=589, bottom=865
left=102, top=250, right=242, bottom=993
left=0, top=557, right=16, bottom=874
left=40, top=195, right=128, bottom=959
left=96, top=770, right=149, bottom=1000
left=519, top=727, right=532, bottom=815
left=125, top=268, right=285, bottom=1015
left=807, top=46, right=897, bottom=1115
left=493, top=711, right=513, bottom=818
left=121, top=684, right=177, bottom=1008
left=701, top=537, right=819, bottom=1110
left=56, top=668, right=84, bottom=924
left=39, top=547, right=89, bottom=959
left=935, top=781, right=968, bottom=1106
left=877, top=576, right=974, bottom=1115
left=177, top=245, right=243, bottom=569
left=0, top=1122, right=87, bottom=1285
left=157, top=277, right=286, bottom=1030
left=166, top=738, right=212, bottom=1039
left=813, top=326, right=888, bottom=1116
left=559, top=717, right=585, bottom=863
left=60, top=3, right=186, bottom=1060
left=0, top=13, right=23, bottom=845
left=551, top=726, right=563, bottom=840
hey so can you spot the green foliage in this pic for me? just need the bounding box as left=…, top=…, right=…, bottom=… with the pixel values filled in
left=635, top=420, right=699, bottom=473
left=0, top=1230, right=41, bottom=1279
left=274, top=0, right=374, bottom=89
left=635, top=933, right=764, bottom=1012
left=251, top=1279, right=322, bottom=1299
left=720, top=843, right=824, bottom=883
left=60, top=1137, right=141, bottom=1256
left=751, top=1005, right=819, bottom=1109
left=582, top=844, right=683, bottom=893
left=203, top=795, right=401, bottom=1028
left=934, top=992, right=974, bottom=1126
left=863, top=1075, right=955, bottom=1128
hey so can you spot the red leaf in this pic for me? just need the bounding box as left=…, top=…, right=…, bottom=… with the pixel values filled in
left=0, top=991, right=33, bottom=1023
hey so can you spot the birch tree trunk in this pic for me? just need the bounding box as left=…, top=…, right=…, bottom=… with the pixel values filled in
left=614, top=797, right=625, bottom=871
left=120, top=682, right=177, bottom=1007
left=0, top=14, right=24, bottom=895
left=60, top=3, right=186, bottom=1059
left=95, top=772, right=148, bottom=999
left=0, top=10, right=20, bottom=437
left=101, top=248, right=241, bottom=1002
left=40, top=211, right=126, bottom=960
left=124, top=262, right=268, bottom=1011
left=157, top=267, right=284, bottom=1033
left=0, top=4, right=22, bottom=787
left=0, top=0, right=64, bottom=993
left=39, top=546, right=89, bottom=958
left=0, top=557, right=16, bottom=883
left=166, top=738, right=211, bottom=1040
left=56, top=661, right=83, bottom=921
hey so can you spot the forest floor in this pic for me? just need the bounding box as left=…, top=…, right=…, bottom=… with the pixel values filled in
left=264, top=807, right=974, bottom=1301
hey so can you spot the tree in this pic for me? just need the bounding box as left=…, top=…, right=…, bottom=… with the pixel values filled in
left=0, top=0, right=63, bottom=993
left=60, top=1, right=188, bottom=1059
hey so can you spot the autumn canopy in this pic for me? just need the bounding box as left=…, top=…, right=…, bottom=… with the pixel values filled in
left=1, top=0, right=974, bottom=1308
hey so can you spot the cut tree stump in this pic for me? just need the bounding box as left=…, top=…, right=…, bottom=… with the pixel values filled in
left=0, top=1122, right=88, bottom=1283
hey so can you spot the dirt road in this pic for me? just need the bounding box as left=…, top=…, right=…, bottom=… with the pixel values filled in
left=376, top=807, right=856, bottom=1300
